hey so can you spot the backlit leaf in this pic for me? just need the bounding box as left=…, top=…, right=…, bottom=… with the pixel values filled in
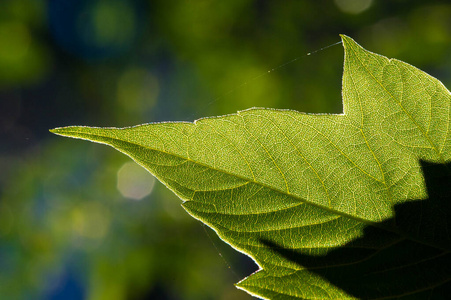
left=51, top=36, right=451, bottom=299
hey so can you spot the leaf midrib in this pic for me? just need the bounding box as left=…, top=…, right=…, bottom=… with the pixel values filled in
left=346, top=39, right=445, bottom=164
left=56, top=128, right=375, bottom=221
left=54, top=128, right=448, bottom=251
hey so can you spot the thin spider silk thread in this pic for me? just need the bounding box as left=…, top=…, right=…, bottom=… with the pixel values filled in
left=198, top=40, right=343, bottom=276
left=190, top=40, right=343, bottom=120
left=201, top=223, right=241, bottom=280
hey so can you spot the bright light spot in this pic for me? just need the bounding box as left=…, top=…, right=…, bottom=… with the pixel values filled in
left=0, top=203, right=13, bottom=237
left=334, top=0, right=373, bottom=14
left=71, top=202, right=110, bottom=239
left=117, top=162, right=156, bottom=200
left=77, top=0, right=136, bottom=48
left=117, top=68, right=159, bottom=114
left=0, top=21, right=31, bottom=63
left=0, top=21, right=47, bottom=85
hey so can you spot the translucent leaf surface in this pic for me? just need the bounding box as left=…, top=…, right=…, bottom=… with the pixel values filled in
left=51, top=36, right=451, bottom=299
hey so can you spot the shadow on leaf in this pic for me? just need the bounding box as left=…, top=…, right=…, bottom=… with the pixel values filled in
left=261, top=160, right=451, bottom=299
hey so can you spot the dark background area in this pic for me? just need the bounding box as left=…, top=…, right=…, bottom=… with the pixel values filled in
left=1, top=0, right=450, bottom=299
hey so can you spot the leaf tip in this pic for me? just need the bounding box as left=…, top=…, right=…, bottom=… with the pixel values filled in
left=49, top=126, right=82, bottom=138
left=339, top=34, right=355, bottom=47
left=340, top=34, right=368, bottom=59
left=49, top=126, right=68, bottom=135
left=49, top=127, right=61, bottom=135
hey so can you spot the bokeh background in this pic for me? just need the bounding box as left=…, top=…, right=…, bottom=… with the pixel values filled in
left=1, top=0, right=450, bottom=299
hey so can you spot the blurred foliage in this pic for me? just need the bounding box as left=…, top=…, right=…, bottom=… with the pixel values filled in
left=0, top=0, right=450, bottom=299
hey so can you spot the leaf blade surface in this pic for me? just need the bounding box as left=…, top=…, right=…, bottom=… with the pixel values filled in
left=51, top=35, right=451, bottom=299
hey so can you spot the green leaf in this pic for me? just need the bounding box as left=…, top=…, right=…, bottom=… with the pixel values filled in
left=50, top=35, right=451, bottom=299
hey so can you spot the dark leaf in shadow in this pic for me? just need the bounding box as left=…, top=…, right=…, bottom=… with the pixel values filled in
left=261, top=160, right=451, bottom=299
